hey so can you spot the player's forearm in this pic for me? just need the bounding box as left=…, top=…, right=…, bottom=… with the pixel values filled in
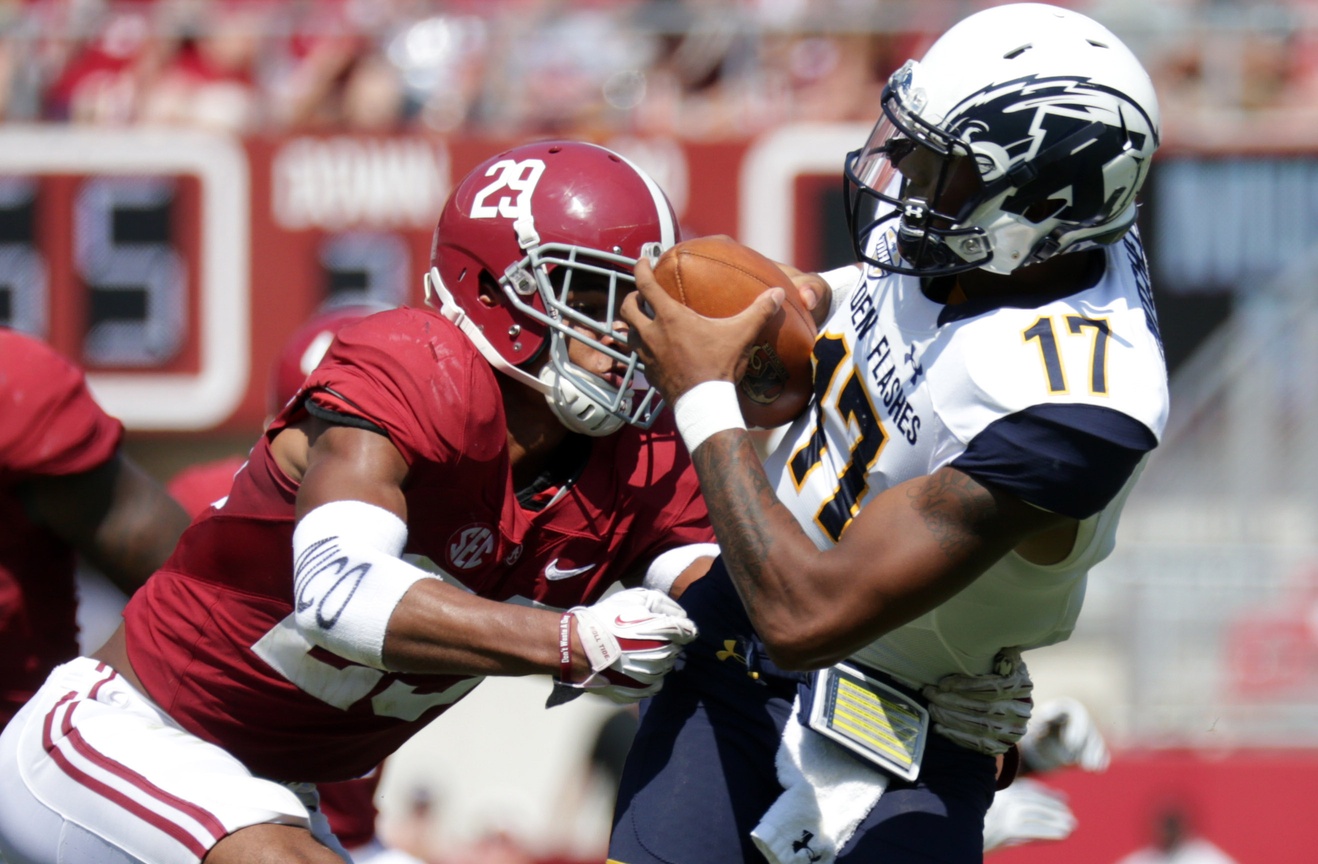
left=291, top=499, right=590, bottom=680
left=27, top=455, right=190, bottom=593
left=383, top=580, right=588, bottom=679
left=92, top=462, right=192, bottom=591
left=690, top=430, right=847, bottom=669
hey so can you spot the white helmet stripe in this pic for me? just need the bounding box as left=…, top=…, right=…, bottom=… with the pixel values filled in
left=608, top=148, right=679, bottom=249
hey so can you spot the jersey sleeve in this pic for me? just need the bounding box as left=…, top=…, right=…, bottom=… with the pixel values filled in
left=300, top=309, right=506, bottom=469
left=928, top=261, right=1168, bottom=520
left=0, top=330, right=123, bottom=484
left=950, top=403, right=1157, bottom=519
left=647, top=474, right=714, bottom=551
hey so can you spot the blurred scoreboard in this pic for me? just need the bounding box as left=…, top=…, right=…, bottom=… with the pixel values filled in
left=0, top=130, right=245, bottom=431
left=0, top=129, right=451, bottom=433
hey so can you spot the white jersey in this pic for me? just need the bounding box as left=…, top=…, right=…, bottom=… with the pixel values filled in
left=762, top=231, right=1168, bottom=685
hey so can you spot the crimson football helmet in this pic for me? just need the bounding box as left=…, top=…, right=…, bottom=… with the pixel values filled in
left=425, top=140, right=680, bottom=436
left=845, top=3, right=1160, bottom=277
left=269, top=303, right=389, bottom=416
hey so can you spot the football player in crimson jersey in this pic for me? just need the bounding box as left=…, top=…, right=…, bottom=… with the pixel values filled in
left=0, top=141, right=711, bottom=864
left=166, top=304, right=412, bottom=864
left=0, top=328, right=190, bottom=731
left=610, top=5, right=1168, bottom=864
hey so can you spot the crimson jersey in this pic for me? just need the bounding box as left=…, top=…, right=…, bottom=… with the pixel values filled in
left=123, top=308, right=712, bottom=783
left=0, top=329, right=122, bottom=725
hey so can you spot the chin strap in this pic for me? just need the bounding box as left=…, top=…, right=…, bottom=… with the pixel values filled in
left=425, top=267, right=554, bottom=398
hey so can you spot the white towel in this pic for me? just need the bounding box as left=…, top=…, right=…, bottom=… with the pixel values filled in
left=750, top=694, right=889, bottom=864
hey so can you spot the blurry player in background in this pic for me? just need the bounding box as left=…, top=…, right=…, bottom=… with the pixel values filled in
left=167, top=303, right=387, bottom=518
left=611, top=4, right=1168, bottom=862
left=1114, top=805, right=1240, bottom=864
left=984, top=697, right=1112, bottom=853
left=0, top=328, right=189, bottom=730
left=0, top=140, right=710, bottom=864
left=166, top=303, right=411, bottom=864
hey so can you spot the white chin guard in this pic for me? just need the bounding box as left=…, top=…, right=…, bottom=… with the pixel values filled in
left=539, top=364, right=627, bottom=437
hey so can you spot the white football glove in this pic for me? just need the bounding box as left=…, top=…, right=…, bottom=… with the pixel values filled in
left=922, top=648, right=1033, bottom=756
left=552, top=587, right=698, bottom=705
left=983, top=778, right=1077, bottom=852
left=1019, top=696, right=1110, bottom=773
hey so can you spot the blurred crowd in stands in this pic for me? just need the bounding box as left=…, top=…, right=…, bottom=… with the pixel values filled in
left=4, top=0, right=1318, bottom=144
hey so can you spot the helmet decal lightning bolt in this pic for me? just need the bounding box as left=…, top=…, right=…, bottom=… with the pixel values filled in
left=945, top=75, right=1154, bottom=227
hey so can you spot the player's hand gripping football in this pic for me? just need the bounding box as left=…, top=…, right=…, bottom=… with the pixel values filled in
left=553, top=587, right=698, bottom=705
left=922, top=647, right=1034, bottom=756
left=622, top=256, right=786, bottom=403
left=775, top=262, right=837, bottom=329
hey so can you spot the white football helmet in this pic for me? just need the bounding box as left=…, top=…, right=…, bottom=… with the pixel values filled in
left=845, top=3, right=1160, bottom=276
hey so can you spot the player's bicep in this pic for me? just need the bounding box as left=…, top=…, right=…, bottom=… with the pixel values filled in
left=887, top=466, right=1067, bottom=566
left=755, top=466, right=1061, bottom=668
left=828, top=467, right=1068, bottom=636
left=20, top=458, right=118, bottom=544
left=296, top=419, right=410, bottom=522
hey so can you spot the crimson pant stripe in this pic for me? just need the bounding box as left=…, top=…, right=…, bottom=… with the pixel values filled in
left=88, top=662, right=115, bottom=699
left=42, top=684, right=227, bottom=856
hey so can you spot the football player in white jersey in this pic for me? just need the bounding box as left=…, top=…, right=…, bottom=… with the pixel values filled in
left=608, top=4, right=1168, bottom=863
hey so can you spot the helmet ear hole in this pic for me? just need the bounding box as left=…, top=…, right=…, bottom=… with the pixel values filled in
left=1023, top=198, right=1067, bottom=223
left=477, top=272, right=503, bottom=308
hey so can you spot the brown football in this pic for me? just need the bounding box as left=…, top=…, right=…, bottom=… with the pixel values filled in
left=652, top=235, right=816, bottom=429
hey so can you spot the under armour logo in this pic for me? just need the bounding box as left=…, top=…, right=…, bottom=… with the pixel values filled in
left=792, top=830, right=823, bottom=862
left=904, top=346, right=924, bottom=384
left=715, top=639, right=746, bottom=664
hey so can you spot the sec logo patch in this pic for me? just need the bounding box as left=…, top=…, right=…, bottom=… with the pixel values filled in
left=448, top=524, right=495, bottom=571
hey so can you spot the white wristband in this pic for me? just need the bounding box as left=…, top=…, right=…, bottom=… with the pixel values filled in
left=672, top=380, right=746, bottom=453
left=643, top=542, right=721, bottom=596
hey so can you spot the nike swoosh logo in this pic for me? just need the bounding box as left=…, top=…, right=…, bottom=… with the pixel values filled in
left=545, top=559, right=596, bottom=581
left=614, top=614, right=658, bottom=627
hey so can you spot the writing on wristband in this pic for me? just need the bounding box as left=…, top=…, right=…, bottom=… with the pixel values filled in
left=673, top=380, right=746, bottom=453
left=558, top=611, right=574, bottom=683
